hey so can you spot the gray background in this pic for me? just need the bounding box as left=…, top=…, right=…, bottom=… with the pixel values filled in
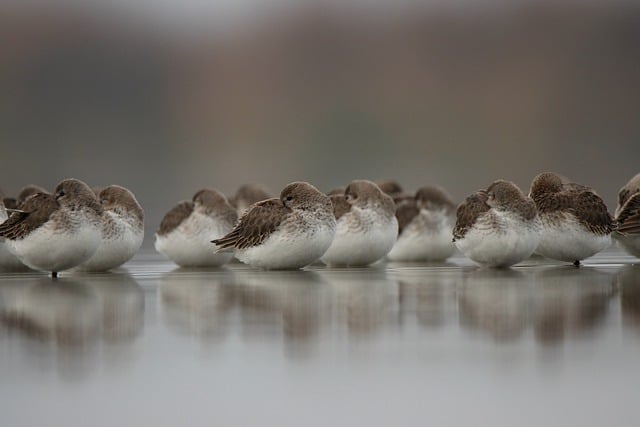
left=2, top=0, right=639, bottom=245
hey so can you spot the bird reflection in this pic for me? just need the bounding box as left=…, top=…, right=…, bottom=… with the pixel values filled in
left=234, top=270, right=327, bottom=343
left=320, top=268, right=396, bottom=337
left=457, top=267, right=615, bottom=346
left=457, top=269, right=531, bottom=342
left=0, top=277, right=98, bottom=380
left=83, top=273, right=145, bottom=343
left=394, top=267, right=460, bottom=329
left=0, top=274, right=146, bottom=379
left=616, top=265, right=640, bottom=334
left=531, top=267, right=615, bottom=346
left=159, top=269, right=236, bottom=341
left=0, top=277, right=100, bottom=346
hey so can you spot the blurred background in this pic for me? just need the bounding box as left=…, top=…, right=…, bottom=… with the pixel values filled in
left=1, top=0, right=639, bottom=245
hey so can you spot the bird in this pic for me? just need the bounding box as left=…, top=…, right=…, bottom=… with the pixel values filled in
left=529, top=172, right=614, bottom=266
left=229, top=183, right=272, bottom=216
left=0, top=194, right=28, bottom=271
left=376, top=179, right=405, bottom=198
left=155, top=189, right=237, bottom=268
left=213, top=181, right=335, bottom=270
left=75, top=185, right=144, bottom=271
left=613, top=173, right=640, bottom=257
left=0, top=178, right=103, bottom=277
left=2, top=184, right=49, bottom=210
left=387, top=185, right=457, bottom=262
left=453, top=180, right=541, bottom=268
left=320, top=180, right=398, bottom=267
left=16, top=185, right=48, bottom=206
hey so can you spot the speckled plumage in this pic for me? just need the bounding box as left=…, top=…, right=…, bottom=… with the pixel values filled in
left=613, top=173, right=640, bottom=257
left=454, top=180, right=541, bottom=268
left=230, top=183, right=272, bottom=216
left=0, top=198, right=28, bottom=271
left=530, top=172, right=613, bottom=263
left=156, top=189, right=237, bottom=267
left=388, top=186, right=456, bottom=262
left=76, top=185, right=144, bottom=271
left=0, top=178, right=103, bottom=275
left=321, top=180, right=398, bottom=267
left=214, top=182, right=336, bottom=270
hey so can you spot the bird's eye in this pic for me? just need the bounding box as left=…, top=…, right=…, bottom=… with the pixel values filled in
left=56, top=190, right=65, bottom=199
left=286, top=196, right=293, bottom=202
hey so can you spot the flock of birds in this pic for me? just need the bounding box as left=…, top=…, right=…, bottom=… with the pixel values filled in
left=1, top=172, right=640, bottom=278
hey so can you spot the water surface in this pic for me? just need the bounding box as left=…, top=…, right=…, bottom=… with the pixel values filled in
left=1, top=249, right=639, bottom=426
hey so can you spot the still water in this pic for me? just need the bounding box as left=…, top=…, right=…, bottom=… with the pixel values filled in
left=1, top=249, right=639, bottom=426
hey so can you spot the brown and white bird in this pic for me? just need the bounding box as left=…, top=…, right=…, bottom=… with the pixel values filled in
left=0, top=194, right=28, bottom=271
left=613, top=173, right=640, bottom=257
left=454, top=180, right=541, bottom=268
left=320, top=180, right=397, bottom=267
left=0, top=178, right=103, bottom=277
left=229, top=183, right=272, bottom=217
left=75, top=185, right=144, bottom=271
left=213, top=181, right=335, bottom=270
left=16, top=185, right=48, bottom=206
left=1, top=185, right=48, bottom=210
left=387, top=186, right=457, bottom=262
left=529, top=172, right=614, bottom=266
left=155, top=189, right=237, bottom=268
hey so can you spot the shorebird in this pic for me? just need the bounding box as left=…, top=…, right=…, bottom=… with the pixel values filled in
left=76, top=185, right=144, bottom=271
left=388, top=185, right=456, bottom=262
left=529, top=172, right=614, bottom=266
left=0, top=178, right=103, bottom=277
left=454, top=180, right=541, bottom=268
left=213, top=181, right=335, bottom=270
left=321, top=180, right=397, bottom=267
left=156, top=189, right=237, bottom=267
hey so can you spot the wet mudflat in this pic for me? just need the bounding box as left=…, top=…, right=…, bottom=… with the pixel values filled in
left=1, top=248, right=640, bottom=427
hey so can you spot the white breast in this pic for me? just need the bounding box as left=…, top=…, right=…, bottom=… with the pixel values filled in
left=388, top=209, right=455, bottom=262
left=75, top=210, right=144, bottom=271
left=321, top=207, right=398, bottom=267
left=8, top=209, right=102, bottom=273
left=236, top=210, right=336, bottom=270
left=455, top=210, right=541, bottom=268
left=155, top=211, right=234, bottom=267
left=536, top=213, right=611, bottom=262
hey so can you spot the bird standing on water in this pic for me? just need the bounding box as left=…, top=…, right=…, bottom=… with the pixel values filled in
left=0, top=178, right=103, bottom=277
left=529, top=172, right=614, bottom=266
left=76, top=185, right=144, bottom=271
left=387, top=185, right=457, bottom=262
left=213, top=181, right=335, bottom=270
left=320, top=180, right=397, bottom=267
left=155, top=189, right=237, bottom=267
left=613, top=173, right=640, bottom=257
left=454, top=180, right=541, bottom=268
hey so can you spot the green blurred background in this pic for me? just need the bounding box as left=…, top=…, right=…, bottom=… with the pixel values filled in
left=1, top=0, right=639, bottom=244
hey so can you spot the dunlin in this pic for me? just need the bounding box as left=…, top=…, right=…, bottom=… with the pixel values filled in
left=614, top=173, right=640, bottom=257
left=230, top=183, right=272, bottom=216
left=529, top=172, right=613, bottom=265
left=76, top=185, right=144, bottom=271
left=388, top=185, right=457, bottom=262
left=156, top=189, right=237, bottom=267
left=0, top=195, right=28, bottom=270
left=213, top=181, right=335, bottom=270
left=376, top=179, right=405, bottom=198
left=320, top=180, right=397, bottom=267
left=0, top=178, right=103, bottom=277
left=16, top=185, right=48, bottom=206
left=454, top=180, right=541, bottom=267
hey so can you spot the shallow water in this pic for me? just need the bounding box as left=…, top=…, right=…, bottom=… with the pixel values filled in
left=1, top=248, right=640, bottom=427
